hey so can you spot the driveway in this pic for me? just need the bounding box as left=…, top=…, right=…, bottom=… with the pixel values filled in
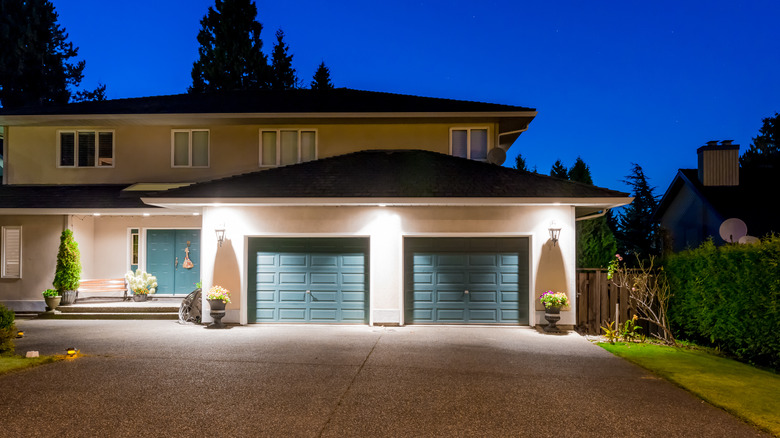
left=2, top=320, right=766, bottom=437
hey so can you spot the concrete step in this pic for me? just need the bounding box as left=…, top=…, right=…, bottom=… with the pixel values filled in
left=37, top=312, right=179, bottom=320
left=56, top=305, right=179, bottom=313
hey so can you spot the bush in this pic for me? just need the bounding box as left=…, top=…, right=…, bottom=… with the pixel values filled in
left=0, top=303, right=16, bottom=355
left=52, top=229, right=81, bottom=293
left=666, top=237, right=780, bottom=369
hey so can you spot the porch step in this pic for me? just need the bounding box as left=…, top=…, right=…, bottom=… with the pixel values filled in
left=56, top=305, right=179, bottom=313
left=37, top=312, right=179, bottom=320
left=36, top=297, right=183, bottom=320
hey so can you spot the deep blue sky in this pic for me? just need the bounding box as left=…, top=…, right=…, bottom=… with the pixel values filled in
left=52, top=0, right=780, bottom=194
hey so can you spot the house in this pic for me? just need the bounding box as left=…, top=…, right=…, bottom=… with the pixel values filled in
left=655, top=140, right=780, bottom=252
left=0, top=88, right=630, bottom=326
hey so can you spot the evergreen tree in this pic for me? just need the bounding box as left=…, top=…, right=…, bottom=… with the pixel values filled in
left=0, top=0, right=85, bottom=108
left=549, top=159, right=568, bottom=179
left=72, top=83, right=107, bottom=102
left=189, top=0, right=270, bottom=93
left=311, top=61, right=333, bottom=90
left=513, top=153, right=528, bottom=171
left=740, top=112, right=779, bottom=169
left=567, top=156, right=593, bottom=184
left=270, top=29, right=297, bottom=90
left=613, top=163, right=660, bottom=259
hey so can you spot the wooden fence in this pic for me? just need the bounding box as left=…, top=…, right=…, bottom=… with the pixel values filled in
left=576, top=269, right=638, bottom=335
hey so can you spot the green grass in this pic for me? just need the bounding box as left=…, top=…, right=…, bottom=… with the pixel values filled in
left=0, top=355, right=62, bottom=375
left=600, top=342, right=780, bottom=436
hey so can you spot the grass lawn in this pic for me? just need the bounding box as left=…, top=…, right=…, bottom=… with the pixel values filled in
left=600, top=342, right=780, bottom=436
left=0, top=355, right=62, bottom=376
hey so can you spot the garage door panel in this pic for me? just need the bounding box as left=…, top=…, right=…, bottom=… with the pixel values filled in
left=248, top=238, right=369, bottom=323
left=405, top=237, right=529, bottom=324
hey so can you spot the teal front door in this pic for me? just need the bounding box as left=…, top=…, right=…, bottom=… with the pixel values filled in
left=146, top=229, right=201, bottom=295
left=405, top=237, right=529, bottom=324
left=248, top=237, right=369, bottom=323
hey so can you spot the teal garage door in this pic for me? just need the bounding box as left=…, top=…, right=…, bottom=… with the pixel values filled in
left=248, top=238, right=369, bottom=323
left=405, top=237, right=529, bottom=324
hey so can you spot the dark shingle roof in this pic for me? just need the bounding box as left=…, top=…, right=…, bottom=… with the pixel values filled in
left=148, top=150, right=628, bottom=199
left=0, top=88, right=534, bottom=116
left=0, top=185, right=151, bottom=209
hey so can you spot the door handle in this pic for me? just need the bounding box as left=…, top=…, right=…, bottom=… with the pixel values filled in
left=175, top=256, right=179, bottom=268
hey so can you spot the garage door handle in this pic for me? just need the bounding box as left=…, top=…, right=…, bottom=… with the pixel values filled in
left=464, top=290, right=469, bottom=294
left=306, top=290, right=311, bottom=294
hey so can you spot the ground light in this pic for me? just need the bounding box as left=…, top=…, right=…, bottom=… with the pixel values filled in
left=16, top=331, right=24, bottom=338
left=66, top=347, right=77, bottom=357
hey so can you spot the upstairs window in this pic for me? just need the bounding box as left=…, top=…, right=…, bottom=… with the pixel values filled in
left=58, top=130, right=114, bottom=167
left=450, top=127, right=488, bottom=160
left=260, top=129, right=317, bottom=166
left=172, top=129, right=209, bottom=167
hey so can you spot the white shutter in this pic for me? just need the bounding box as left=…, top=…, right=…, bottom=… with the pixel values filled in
left=2, top=226, right=22, bottom=278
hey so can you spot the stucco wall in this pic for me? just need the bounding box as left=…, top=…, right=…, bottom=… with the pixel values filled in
left=5, top=122, right=495, bottom=185
left=0, top=215, right=65, bottom=307
left=200, top=205, right=576, bottom=326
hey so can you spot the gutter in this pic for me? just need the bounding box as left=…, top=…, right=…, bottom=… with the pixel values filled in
left=576, top=208, right=609, bottom=221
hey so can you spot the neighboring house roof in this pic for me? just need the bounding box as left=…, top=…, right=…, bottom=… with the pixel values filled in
left=0, top=88, right=534, bottom=117
left=146, top=149, right=629, bottom=202
left=0, top=184, right=153, bottom=210
left=655, top=168, right=780, bottom=237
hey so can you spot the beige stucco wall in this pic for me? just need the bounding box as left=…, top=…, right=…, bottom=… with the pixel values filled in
left=200, top=205, right=576, bottom=326
left=5, top=122, right=495, bottom=185
left=0, top=215, right=65, bottom=305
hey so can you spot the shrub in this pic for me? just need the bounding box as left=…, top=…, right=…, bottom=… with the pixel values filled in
left=52, top=229, right=81, bottom=293
left=0, top=303, right=16, bottom=355
left=666, top=236, right=780, bottom=369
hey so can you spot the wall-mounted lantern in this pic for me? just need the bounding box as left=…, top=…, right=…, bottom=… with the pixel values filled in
left=549, top=223, right=561, bottom=246
left=215, top=225, right=226, bottom=247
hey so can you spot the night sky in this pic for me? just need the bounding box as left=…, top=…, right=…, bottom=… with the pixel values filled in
left=51, top=0, right=780, bottom=194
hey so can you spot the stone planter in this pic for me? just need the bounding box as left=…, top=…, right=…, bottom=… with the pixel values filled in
left=543, top=305, right=562, bottom=333
left=207, top=299, right=227, bottom=328
left=44, top=296, right=61, bottom=312
left=59, top=290, right=77, bottom=306
left=133, top=293, right=148, bottom=302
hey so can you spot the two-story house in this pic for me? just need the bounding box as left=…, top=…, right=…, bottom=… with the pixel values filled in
left=0, top=89, right=630, bottom=326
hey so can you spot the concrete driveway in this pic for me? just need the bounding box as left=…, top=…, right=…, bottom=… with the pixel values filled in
left=2, top=320, right=766, bottom=437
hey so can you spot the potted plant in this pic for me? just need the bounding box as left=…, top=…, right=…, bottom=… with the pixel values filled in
left=42, top=288, right=61, bottom=313
left=539, top=290, right=569, bottom=333
left=205, top=285, right=231, bottom=328
left=53, top=229, right=82, bottom=305
left=124, top=269, right=157, bottom=302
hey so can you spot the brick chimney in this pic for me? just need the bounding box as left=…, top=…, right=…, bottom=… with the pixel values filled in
left=697, top=140, right=739, bottom=186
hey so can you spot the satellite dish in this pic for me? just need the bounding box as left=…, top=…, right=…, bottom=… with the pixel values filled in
left=719, top=218, right=747, bottom=243
left=487, top=148, right=506, bottom=165
left=738, top=235, right=759, bottom=245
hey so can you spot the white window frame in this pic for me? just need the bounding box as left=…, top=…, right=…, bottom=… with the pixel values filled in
left=259, top=129, right=318, bottom=167
left=449, top=126, right=491, bottom=160
left=57, top=130, right=115, bottom=168
left=171, top=129, right=210, bottom=168
left=1, top=226, right=22, bottom=279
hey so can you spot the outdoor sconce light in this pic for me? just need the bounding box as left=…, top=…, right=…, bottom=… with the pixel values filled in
left=215, top=225, right=226, bottom=247
left=16, top=331, right=24, bottom=338
left=66, top=347, right=77, bottom=357
left=549, top=225, right=561, bottom=246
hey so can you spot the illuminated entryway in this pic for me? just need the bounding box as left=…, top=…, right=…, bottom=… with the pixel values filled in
left=247, top=237, right=369, bottom=323
left=146, top=229, right=201, bottom=295
left=405, top=237, right=529, bottom=324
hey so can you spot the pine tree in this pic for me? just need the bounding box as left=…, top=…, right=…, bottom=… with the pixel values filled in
left=549, top=159, right=568, bottom=179
left=567, top=156, right=593, bottom=184
left=740, top=112, right=779, bottom=170
left=0, top=0, right=85, bottom=108
left=189, top=0, right=270, bottom=93
left=311, top=61, right=333, bottom=90
left=513, top=153, right=528, bottom=171
left=613, top=163, right=660, bottom=259
left=270, top=29, right=297, bottom=90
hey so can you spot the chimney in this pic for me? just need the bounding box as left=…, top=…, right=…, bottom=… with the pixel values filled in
left=697, top=140, right=739, bottom=186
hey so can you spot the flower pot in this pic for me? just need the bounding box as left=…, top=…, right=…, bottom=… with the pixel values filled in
left=44, top=296, right=61, bottom=312
left=207, top=299, right=227, bottom=328
left=207, top=299, right=226, bottom=311
left=59, top=290, right=77, bottom=305
left=543, top=305, right=562, bottom=333
left=132, top=293, right=148, bottom=302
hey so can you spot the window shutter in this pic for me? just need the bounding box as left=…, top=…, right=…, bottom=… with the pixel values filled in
left=1, top=226, right=22, bottom=278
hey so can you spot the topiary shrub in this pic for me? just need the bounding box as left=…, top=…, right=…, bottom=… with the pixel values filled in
left=0, top=303, right=16, bottom=355
left=52, top=229, right=81, bottom=293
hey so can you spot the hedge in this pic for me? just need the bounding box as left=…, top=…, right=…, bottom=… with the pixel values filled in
left=0, top=303, right=15, bottom=355
left=665, top=237, right=780, bottom=370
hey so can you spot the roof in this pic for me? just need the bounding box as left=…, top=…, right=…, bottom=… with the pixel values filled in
left=0, top=88, right=534, bottom=116
left=0, top=184, right=152, bottom=209
left=655, top=168, right=780, bottom=237
left=146, top=149, right=629, bottom=200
